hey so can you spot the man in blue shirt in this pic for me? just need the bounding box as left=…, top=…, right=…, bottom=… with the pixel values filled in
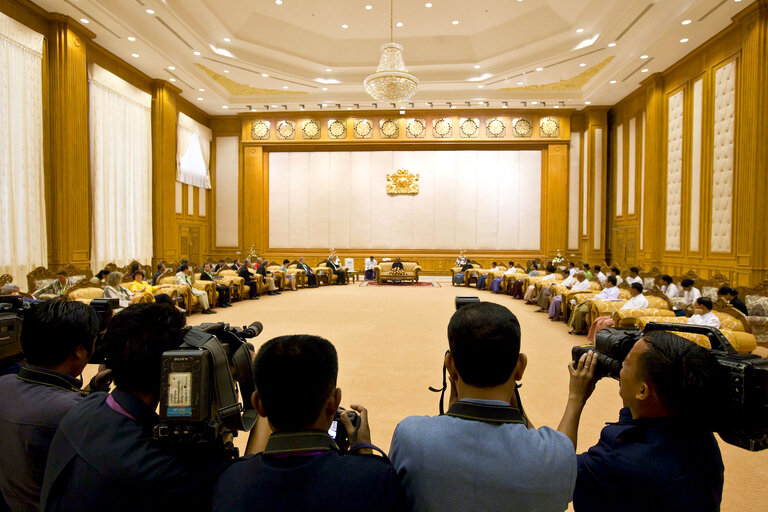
left=390, top=302, right=576, bottom=512
left=212, top=334, right=408, bottom=512
left=559, top=330, right=725, bottom=512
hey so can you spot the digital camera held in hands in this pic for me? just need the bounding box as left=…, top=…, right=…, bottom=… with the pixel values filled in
left=328, top=409, right=361, bottom=451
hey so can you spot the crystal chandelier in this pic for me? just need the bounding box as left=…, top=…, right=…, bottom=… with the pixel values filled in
left=364, top=0, right=418, bottom=103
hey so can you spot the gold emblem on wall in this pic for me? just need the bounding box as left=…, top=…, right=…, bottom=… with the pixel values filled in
left=540, top=117, right=560, bottom=137
left=386, top=169, right=419, bottom=195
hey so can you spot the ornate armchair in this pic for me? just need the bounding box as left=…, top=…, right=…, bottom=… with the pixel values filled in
left=314, top=261, right=348, bottom=285
left=374, top=261, right=422, bottom=283
left=216, top=268, right=252, bottom=300
left=285, top=261, right=308, bottom=288
left=193, top=271, right=219, bottom=306
left=450, top=260, right=482, bottom=286
left=264, top=262, right=287, bottom=291
left=739, top=280, right=768, bottom=347
left=157, top=270, right=196, bottom=314
left=588, top=289, right=671, bottom=327
left=64, top=281, right=105, bottom=305
left=26, top=264, right=93, bottom=297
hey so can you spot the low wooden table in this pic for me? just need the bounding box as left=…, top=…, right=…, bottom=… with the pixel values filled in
left=348, top=271, right=363, bottom=283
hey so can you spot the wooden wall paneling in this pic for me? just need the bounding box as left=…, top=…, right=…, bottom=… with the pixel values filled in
left=583, top=107, right=608, bottom=263
left=544, top=144, right=569, bottom=256
left=0, top=0, right=49, bottom=34
left=242, top=146, right=265, bottom=255
left=151, top=80, right=180, bottom=264
left=640, top=74, right=665, bottom=268
left=46, top=17, right=93, bottom=268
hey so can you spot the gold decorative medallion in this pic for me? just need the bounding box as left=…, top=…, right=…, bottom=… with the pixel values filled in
left=540, top=117, right=560, bottom=137
left=386, top=169, right=419, bottom=195
left=486, top=118, right=506, bottom=138
left=276, top=120, right=295, bottom=140
left=380, top=119, right=399, bottom=138
left=459, top=118, right=480, bottom=138
left=512, top=118, right=533, bottom=138
left=328, top=120, right=347, bottom=139
left=251, top=120, right=270, bottom=140
left=433, top=118, right=452, bottom=138
left=302, top=120, right=321, bottom=139
left=406, top=118, right=426, bottom=138
left=354, top=119, right=373, bottom=139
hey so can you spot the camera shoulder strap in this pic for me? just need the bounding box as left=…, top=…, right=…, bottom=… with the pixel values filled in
left=446, top=401, right=528, bottom=427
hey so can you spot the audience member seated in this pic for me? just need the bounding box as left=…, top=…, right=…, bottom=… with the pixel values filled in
left=524, top=265, right=555, bottom=303
left=200, top=263, right=233, bottom=307
left=214, top=259, right=228, bottom=272
left=212, top=334, right=407, bottom=512
left=567, top=262, right=577, bottom=277
left=0, top=301, right=110, bottom=511
left=238, top=260, right=261, bottom=299
left=681, top=278, right=702, bottom=306
left=0, top=283, right=42, bottom=303
left=532, top=265, right=558, bottom=307
left=688, top=297, right=721, bottom=328
left=558, top=331, right=725, bottom=511
left=528, top=263, right=540, bottom=277
left=33, top=270, right=74, bottom=299
left=391, top=257, right=404, bottom=271
left=175, top=264, right=216, bottom=314
left=280, top=260, right=297, bottom=291
left=40, top=304, right=250, bottom=512
left=102, top=272, right=141, bottom=308
left=594, top=265, right=606, bottom=285
left=569, top=276, right=620, bottom=334
left=659, top=274, right=679, bottom=298
left=90, top=268, right=109, bottom=286
left=718, top=286, right=748, bottom=315
left=296, top=257, right=317, bottom=288
left=389, top=302, right=576, bottom=511
left=625, top=267, right=642, bottom=285
left=548, top=271, right=590, bottom=320
left=151, top=263, right=166, bottom=286
left=231, top=259, right=242, bottom=270
left=325, top=251, right=347, bottom=285
left=586, top=283, right=648, bottom=341
left=609, top=266, right=623, bottom=286
left=255, top=258, right=281, bottom=294
left=364, top=256, right=378, bottom=281
left=489, top=261, right=515, bottom=293
left=452, top=259, right=474, bottom=286
left=126, top=270, right=179, bottom=309
left=477, top=262, right=500, bottom=290
left=581, top=264, right=593, bottom=280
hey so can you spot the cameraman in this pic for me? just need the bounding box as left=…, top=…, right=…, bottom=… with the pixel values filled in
left=212, top=334, right=408, bottom=512
left=558, top=331, right=725, bottom=511
left=389, top=302, right=576, bottom=511
left=0, top=300, right=111, bottom=512
left=40, top=303, right=257, bottom=512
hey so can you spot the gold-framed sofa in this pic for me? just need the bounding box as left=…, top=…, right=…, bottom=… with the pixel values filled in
left=374, top=261, right=422, bottom=283
left=450, top=260, right=482, bottom=286
left=27, top=264, right=93, bottom=298
left=314, top=261, right=348, bottom=286
left=284, top=261, right=309, bottom=288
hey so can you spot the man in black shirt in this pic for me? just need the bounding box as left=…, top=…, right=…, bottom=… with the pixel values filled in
left=41, top=304, right=256, bottom=512
left=212, top=334, right=408, bottom=512
left=237, top=260, right=260, bottom=299
left=718, top=286, right=749, bottom=316
left=200, top=262, right=232, bottom=307
left=296, top=257, right=317, bottom=287
left=151, top=262, right=166, bottom=285
left=254, top=258, right=280, bottom=295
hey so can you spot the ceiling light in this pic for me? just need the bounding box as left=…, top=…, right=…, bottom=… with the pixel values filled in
left=146, top=9, right=155, bottom=14
left=641, top=68, right=649, bottom=73
left=197, top=97, right=203, bottom=101
left=222, top=105, right=228, bottom=109
left=283, top=85, right=289, bottom=89
left=530, top=101, right=538, bottom=105
left=502, top=102, right=508, bottom=108
left=198, top=88, right=205, bottom=92
left=321, top=103, right=327, bottom=107
left=425, top=2, right=432, bottom=6
left=325, top=68, right=332, bottom=72
left=640, top=55, right=648, bottom=59
left=474, top=65, right=480, bottom=69
left=210, top=45, right=234, bottom=57
left=452, top=20, right=459, bottom=25
left=272, top=105, right=277, bottom=108
left=477, top=85, right=483, bottom=88
left=396, top=21, right=403, bottom=27
left=608, top=42, right=616, bottom=47
left=574, top=33, right=600, bottom=49
left=342, top=24, right=349, bottom=28
left=579, top=63, right=586, bottom=67
left=735, top=0, right=742, bottom=2
left=366, top=5, right=373, bottom=10
left=536, top=67, right=544, bottom=71
left=576, top=28, right=584, bottom=33
left=682, top=19, right=691, bottom=25
left=131, top=53, right=139, bottom=58
left=450, top=105, right=456, bottom=109
left=517, top=81, right=524, bottom=85
left=80, top=18, right=89, bottom=24
left=300, top=106, right=305, bottom=110
left=261, top=73, right=269, bottom=77
left=322, top=87, right=328, bottom=90
left=223, top=69, right=229, bottom=73
left=585, top=101, right=591, bottom=105
left=399, top=110, right=405, bottom=114
left=193, top=51, right=201, bottom=56
left=275, top=0, right=283, bottom=4
left=169, top=78, right=176, bottom=82
left=554, top=105, right=559, bottom=108
left=680, top=38, right=689, bottom=43
left=168, top=66, right=176, bottom=70
left=609, top=80, right=617, bottom=84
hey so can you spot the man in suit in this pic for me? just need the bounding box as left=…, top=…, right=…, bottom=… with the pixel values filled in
left=296, top=257, right=317, bottom=288
left=231, top=259, right=242, bottom=271
left=325, top=255, right=347, bottom=285
left=200, top=263, right=232, bottom=308
left=254, top=259, right=280, bottom=295
left=214, top=260, right=228, bottom=272
left=237, top=260, right=260, bottom=300
left=151, top=263, right=166, bottom=286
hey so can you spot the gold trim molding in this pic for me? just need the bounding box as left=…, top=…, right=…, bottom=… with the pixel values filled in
left=197, top=64, right=307, bottom=96
left=386, top=169, right=419, bottom=194
left=502, top=57, right=614, bottom=92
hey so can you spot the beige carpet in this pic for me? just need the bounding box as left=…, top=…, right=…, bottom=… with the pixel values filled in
left=84, top=283, right=768, bottom=511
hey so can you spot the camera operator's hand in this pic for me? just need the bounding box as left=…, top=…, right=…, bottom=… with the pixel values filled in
left=84, top=365, right=113, bottom=392
left=341, top=404, right=372, bottom=454
left=568, top=351, right=597, bottom=405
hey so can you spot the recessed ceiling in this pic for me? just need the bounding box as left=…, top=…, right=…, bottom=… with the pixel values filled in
left=34, top=0, right=754, bottom=114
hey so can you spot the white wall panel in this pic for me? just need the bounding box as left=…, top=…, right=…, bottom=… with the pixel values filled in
left=711, top=61, right=736, bottom=253
left=568, top=132, right=580, bottom=249
left=187, top=184, right=194, bottom=215
left=593, top=129, right=603, bottom=250
left=175, top=181, right=182, bottom=214
left=628, top=118, right=636, bottom=215
left=268, top=150, right=541, bottom=250
left=582, top=130, right=589, bottom=236
left=690, top=79, right=703, bottom=252
left=666, top=90, right=684, bottom=252
left=214, top=136, right=238, bottom=247
left=615, top=124, right=623, bottom=217
left=199, top=189, right=206, bottom=217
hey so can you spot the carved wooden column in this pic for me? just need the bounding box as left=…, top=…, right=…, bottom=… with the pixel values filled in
left=583, top=107, right=609, bottom=263
left=242, top=145, right=266, bottom=255
left=544, top=143, right=569, bottom=257
left=151, top=80, right=180, bottom=264
left=734, top=1, right=768, bottom=284
left=640, top=74, right=665, bottom=269
left=45, top=16, right=93, bottom=268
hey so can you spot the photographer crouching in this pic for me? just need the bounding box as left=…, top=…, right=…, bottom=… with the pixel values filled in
left=39, top=303, right=263, bottom=512
left=558, top=330, right=726, bottom=512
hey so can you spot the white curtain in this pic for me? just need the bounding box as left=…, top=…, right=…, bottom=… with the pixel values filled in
left=177, top=112, right=211, bottom=188
left=0, top=13, right=46, bottom=287
left=89, top=63, right=153, bottom=270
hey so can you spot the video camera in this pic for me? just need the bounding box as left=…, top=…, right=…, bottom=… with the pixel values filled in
left=153, top=321, right=263, bottom=458
left=572, top=323, right=768, bottom=451
left=0, top=297, right=28, bottom=370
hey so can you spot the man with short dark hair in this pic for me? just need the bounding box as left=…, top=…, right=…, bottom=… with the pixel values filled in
left=390, top=302, right=576, bottom=511
left=212, top=335, right=408, bottom=512
left=296, top=257, right=317, bottom=287
left=0, top=300, right=110, bottom=511
left=200, top=262, right=232, bottom=307
left=688, top=297, right=721, bottom=328
left=254, top=258, right=280, bottom=295
left=151, top=262, right=166, bottom=285
left=238, top=260, right=261, bottom=299
left=625, top=267, right=642, bottom=285
left=681, top=278, right=702, bottom=305
left=718, top=286, right=748, bottom=315
left=175, top=263, right=216, bottom=314
left=32, top=270, right=74, bottom=298
left=558, top=331, right=725, bottom=511
left=660, top=274, right=679, bottom=298
left=40, top=304, right=247, bottom=512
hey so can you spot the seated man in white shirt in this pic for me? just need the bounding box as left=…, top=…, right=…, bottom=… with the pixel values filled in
left=625, top=267, right=643, bottom=286
left=688, top=297, right=721, bottom=329
left=561, top=270, right=576, bottom=289
left=587, top=282, right=649, bottom=341
left=681, top=278, right=702, bottom=306
left=594, top=265, right=607, bottom=285
left=569, top=276, right=620, bottom=334
left=609, top=267, right=623, bottom=287
left=526, top=265, right=556, bottom=303
left=477, top=262, right=501, bottom=290
left=364, top=256, right=377, bottom=281
left=548, top=271, right=591, bottom=320
left=567, top=262, right=577, bottom=277
left=660, top=275, right=680, bottom=298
